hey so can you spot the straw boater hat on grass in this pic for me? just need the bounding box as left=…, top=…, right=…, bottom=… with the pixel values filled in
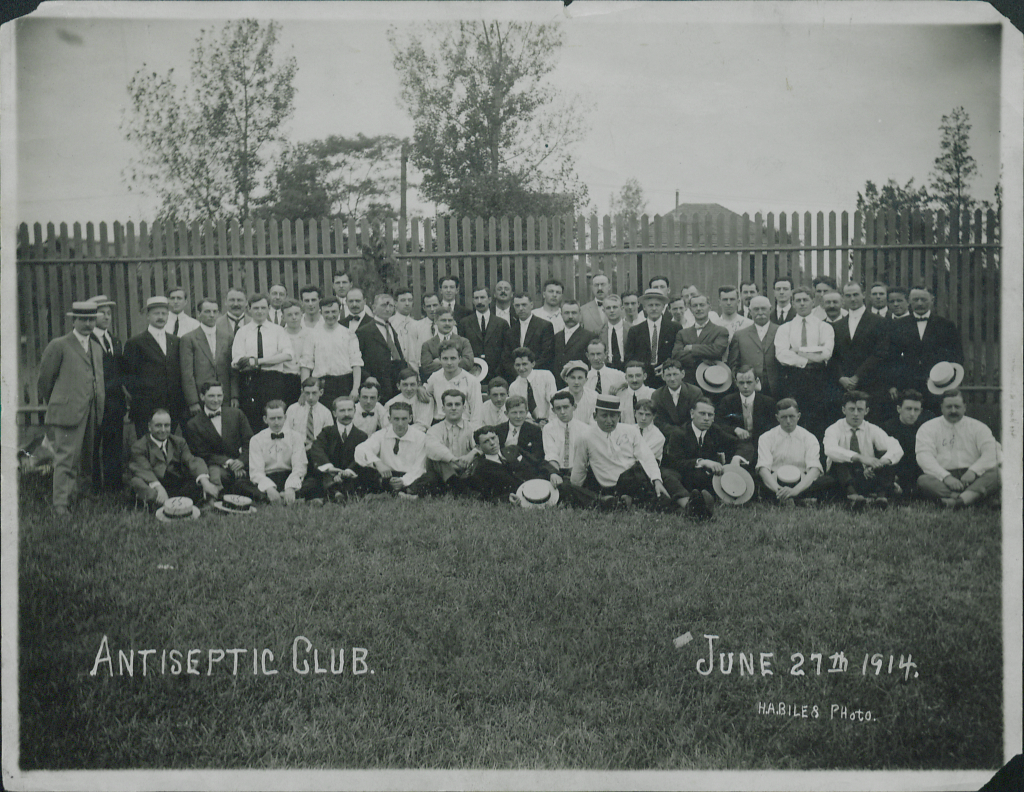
left=66, top=301, right=99, bottom=319
left=927, top=361, right=965, bottom=395
left=514, top=479, right=560, bottom=508
left=212, top=494, right=256, bottom=515
left=713, top=463, right=755, bottom=505
left=155, top=496, right=201, bottom=523
left=696, top=361, right=733, bottom=394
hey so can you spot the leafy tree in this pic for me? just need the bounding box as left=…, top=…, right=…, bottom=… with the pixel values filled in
left=122, top=20, right=297, bottom=222
left=928, top=106, right=979, bottom=228
left=389, top=20, right=589, bottom=220
left=855, top=177, right=930, bottom=218
left=257, top=134, right=403, bottom=223
left=609, top=177, right=648, bottom=219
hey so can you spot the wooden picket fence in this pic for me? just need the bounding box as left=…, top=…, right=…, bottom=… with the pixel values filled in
left=15, top=209, right=1001, bottom=426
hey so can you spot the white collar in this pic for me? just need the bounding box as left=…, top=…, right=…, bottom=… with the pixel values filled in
left=914, top=312, right=931, bottom=320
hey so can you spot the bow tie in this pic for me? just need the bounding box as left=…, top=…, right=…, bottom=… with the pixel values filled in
left=270, top=432, right=285, bottom=440
left=206, top=411, right=221, bottom=418
left=916, top=316, right=928, bottom=322
left=362, top=411, right=374, bottom=418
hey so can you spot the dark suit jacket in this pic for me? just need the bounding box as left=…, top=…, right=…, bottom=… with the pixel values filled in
left=357, top=320, right=406, bottom=401
left=91, top=332, right=126, bottom=414
left=129, top=432, right=208, bottom=485
left=420, top=335, right=475, bottom=375
left=496, top=420, right=544, bottom=466
left=308, top=423, right=369, bottom=477
left=672, top=322, right=730, bottom=380
left=651, top=382, right=704, bottom=435
left=467, top=449, right=532, bottom=501
left=184, top=407, right=253, bottom=468
left=773, top=304, right=797, bottom=325
left=889, top=314, right=964, bottom=391
left=662, top=423, right=737, bottom=474
left=180, top=325, right=238, bottom=406
left=714, top=392, right=776, bottom=464
left=123, top=330, right=185, bottom=424
left=510, top=315, right=555, bottom=371
left=553, top=326, right=597, bottom=386
left=727, top=322, right=779, bottom=395
left=460, top=313, right=516, bottom=382
left=831, top=311, right=890, bottom=398
left=624, top=318, right=683, bottom=383
left=343, top=313, right=374, bottom=334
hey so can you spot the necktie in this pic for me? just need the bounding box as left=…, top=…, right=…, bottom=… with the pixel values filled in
left=526, top=380, right=537, bottom=415
left=271, top=432, right=284, bottom=440
left=633, top=392, right=639, bottom=415
left=362, top=412, right=374, bottom=418
left=231, top=318, right=241, bottom=338
left=650, top=323, right=658, bottom=365
left=103, top=333, right=112, bottom=355
left=480, top=313, right=486, bottom=335
left=743, top=399, right=753, bottom=432
left=156, top=442, right=166, bottom=463
left=380, top=323, right=402, bottom=361
left=171, top=316, right=179, bottom=336
left=595, top=371, right=602, bottom=394
left=562, top=424, right=570, bottom=469
left=850, top=428, right=860, bottom=455
left=257, top=325, right=264, bottom=360
left=306, top=407, right=316, bottom=447
left=610, top=327, right=621, bottom=367
left=800, top=318, right=807, bottom=347
left=698, top=431, right=705, bottom=450
left=393, top=436, right=401, bottom=455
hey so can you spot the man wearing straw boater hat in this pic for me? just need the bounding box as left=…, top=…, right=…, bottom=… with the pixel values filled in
left=89, top=294, right=128, bottom=492
left=123, top=295, right=187, bottom=440
left=37, top=300, right=106, bottom=515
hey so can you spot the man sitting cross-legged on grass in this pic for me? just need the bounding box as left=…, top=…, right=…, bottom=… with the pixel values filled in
left=421, top=339, right=484, bottom=428
left=384, top=368, right=434, bottom=433
left=756, top=398, right=837, bottom=507
left=130, top=408, right=221, bottom=509
left=570, top=395, right=685, bottom=512
left=915, top=388, right=1001, bottom=509
left=283, top=377, right=333, bottom=451
left=419, top=389, right=480, bottom=496
left=466, top=425, right=533, bottom=502
left=823, top=390, right=903, bottom=510
left=635, top=398, right=666, bottom=463
left=479, top=377, right=510, bottom=426
left=307, top=395, right=371, bottom=502
left=661, top=396, right=749, bottom=517
left=248, top=399, right=321, bottom=504
left=353, top=379, right=389, bottom=436
left=509, top=347, right=558, bottom=425
left=714, top=365, right=777, bottom=468
left=496, top=394, right=545, bottom=469
left=880, top=389, right=935, bottom=498
left=353, top=400, right=430, bottom=499
left=183, top=381, right=261, bottom=500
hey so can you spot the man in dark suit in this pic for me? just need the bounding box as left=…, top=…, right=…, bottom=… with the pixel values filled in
left=307, top=395, right=372, bottom=501
left=89, top=295, right=127, bottom=492
left=124, top=295, right=187, bottom=439
left=129, top=408, right=220, bottom=508
left=420, top=309, right=474, bottom=376
left=671, top=292, right=729, bottom=385
left=714, top=365, right=777, bottom=467
left=625, top=289, right=681, bottom=389
left=661, top=397, right=744, bottom=501
left=831, top=281, right=891, bottom=424
left=552, top=299, right=597, bottom=387
left=181, top=297, right=238, bottom=417
left=183, top=380, right=259, bottom=499
left=438, top=275, right=473, bottom=324
left=38, top=300, right=106, bottom=514
left=467, top=425, right=533, bottom=502
left=342, top=288, right=374, bottom=333
left=460, top=286, right=516, bottom=383
left=650, top=358, right=704, bottom=436
left=216, top=288, right=249, bottom=340
left=727, top=295, right=779, bottom=396
left=357, top=292, right=407, bottom=403
left=495, top=395, right=545, bottom=470
left=772, top=276, right=797, bottom=324
left=510, top=292, right=555, bottom=372
left=888, top=286, right=964, bottom=412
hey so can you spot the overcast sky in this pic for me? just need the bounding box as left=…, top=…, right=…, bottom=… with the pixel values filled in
left=11, top=2, right=1004, bottom=227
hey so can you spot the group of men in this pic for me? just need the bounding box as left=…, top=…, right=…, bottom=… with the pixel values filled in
left=34, top=270, right=1001, bottom=517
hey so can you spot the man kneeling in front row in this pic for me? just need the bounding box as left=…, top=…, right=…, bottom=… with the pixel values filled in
left=130, top=408, right=221, bottom=509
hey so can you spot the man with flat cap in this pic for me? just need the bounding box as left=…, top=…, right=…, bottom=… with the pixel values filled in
left=625, top=288, right=681, bottom=390
left=123, top=295, right=187, bottom=440
left=37, top=300, right=106, bottom=514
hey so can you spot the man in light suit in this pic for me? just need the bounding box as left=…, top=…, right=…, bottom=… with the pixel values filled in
left=183, top=380, right=260, bottom=499
left=580, top=273, right=610, bottom=334
left=124, top=295, right=187, bottom=439
left=216, top=288, right=249, bottom=339
left=130, top=408, right=220, bottom=508
left=553, top=299, right=597, bottom=387
left=37, top=300, right=106, bottom=514
left=727, top=295, right=779, bottom=396
left=181, top=297, right=238, bottom=416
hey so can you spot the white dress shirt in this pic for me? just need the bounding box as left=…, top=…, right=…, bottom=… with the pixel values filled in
left=74, top=329, right=93, bottom=354
left=756, top=425, right=823, bottom=474
left=714, top=312, right=753, bottom=345
left=353, top=402, right=389, bottom=436
left=284, top=400, right=334, bottom=446
left=282, top=327, right=308, bottom=375
left=299, top=323, right=363, bottom=377
left=390, top=313, right=420, bottom=365
left=92, top=327, right=114, bottom=354
left=567, top=388, right=597, bottom=424
left=147, top=325, right=168, bottom=355
left=533, top=306, right=565, bottom=334
left=354, top=426, right=428, bottom=486
left=199, top=324, right=218, bottom=357
left=384, top=394, right=434, bottom=433
left=640, top=423, right=666, bottom=463
left=823, top=419, right=903, bottom=467
left=913, top=312, right=931, bottom=340
left=618, top=385, right=655, bottom=425
left=509, top=369, right=558, bottom=421
left=168, top=311, right=200, bottom=337
left=479, top=400, right=508, bottom=426
left=542, top=417, right=588, bottom=471
left=571, top=422, right=662, bottom=488
left=915, top=416, right=1000, bottom=480
left=494, top=305, right=512, bottom=324
left=846, top=305, right=867, bottom=339
left=774, top=315, right=834, bottom=367
left=586, top=365, right=627, bottom=395
left=249, top=428, right=307, bottom=492
left=604, top=321, right=628, bottom=363
left=231, top=321, right=293, bottom=372
left=424, top=368, right=484, bottom=426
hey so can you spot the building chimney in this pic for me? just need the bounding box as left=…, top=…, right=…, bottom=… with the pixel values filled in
left=675, top=190, right=679, bottom=208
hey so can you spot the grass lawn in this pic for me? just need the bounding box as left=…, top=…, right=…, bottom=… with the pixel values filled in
left=16, top=471, right=1003, bottom=771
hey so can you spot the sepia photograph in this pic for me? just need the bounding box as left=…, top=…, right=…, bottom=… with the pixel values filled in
left=2, top=2, right=1021, bottom=790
